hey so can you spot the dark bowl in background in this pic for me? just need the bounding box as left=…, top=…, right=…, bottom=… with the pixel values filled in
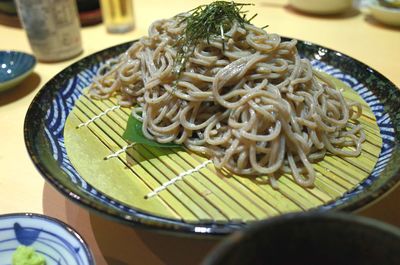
left=0, top=0, right=16, bottom=15
left=76, top=0, right=102, bottom=26
left=76, top=0, right=99, bottom=12
left=202, top=212, right=400, bottom=265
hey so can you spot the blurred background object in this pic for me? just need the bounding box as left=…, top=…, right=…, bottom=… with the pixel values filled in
left=15, top=0, right=83, bottom=62
left=288, top=0, right=354, bottom=15
left=378, top=0, right=400, bottom=8
left=76, top=0, right=102, bottom=26
left=100, top=0, right=134, bottom=33
left=369, top=0, right=400, bottom=26
left=0, top=0, right=16, bottom=14
left=0, top=50, right=36, bottom=92
left=0, top=0, right=102, bottom=27
left=0, top=0, right=19, bottom=27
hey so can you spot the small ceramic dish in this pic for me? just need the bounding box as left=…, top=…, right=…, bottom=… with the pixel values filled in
left=0, top=213, right=95, bottom=265
left=0, top=50, right=36, bottom=92
left=370, top=2, right=400, bottom=27
left=203, top=212, right=400, bottom=265
left=289, top=0, right=353, bottom=15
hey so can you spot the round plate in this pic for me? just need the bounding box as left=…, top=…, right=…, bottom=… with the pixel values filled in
left=24, top=39, right=400, bottom=235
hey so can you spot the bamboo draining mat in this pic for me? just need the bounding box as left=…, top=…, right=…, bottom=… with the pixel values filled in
left=64, top=81, right=382, bottom=224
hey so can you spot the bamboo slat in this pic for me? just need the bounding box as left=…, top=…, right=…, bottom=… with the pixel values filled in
left=64, top=81, right=382, bottom=224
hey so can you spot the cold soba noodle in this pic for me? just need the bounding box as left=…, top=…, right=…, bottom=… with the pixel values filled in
left=89, top=3, right=365, bottom=188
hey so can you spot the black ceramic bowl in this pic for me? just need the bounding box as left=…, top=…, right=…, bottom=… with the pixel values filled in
left=203, top=212, right=400, bottom=265
left=0, top=0, right=16, bottom=15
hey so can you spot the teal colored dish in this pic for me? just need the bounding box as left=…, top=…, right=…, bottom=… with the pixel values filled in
left=0, top=51, right=36, bottom=92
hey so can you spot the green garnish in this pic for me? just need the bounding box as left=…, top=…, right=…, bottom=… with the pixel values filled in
left=174, top=1, right=262, bottom=75
left=12, top=246, right=46, bottom=265
left=123, top=115, right=181, bottom=148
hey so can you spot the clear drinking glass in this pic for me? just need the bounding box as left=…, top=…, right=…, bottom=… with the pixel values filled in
left=100, top=0, right=135, bottom=33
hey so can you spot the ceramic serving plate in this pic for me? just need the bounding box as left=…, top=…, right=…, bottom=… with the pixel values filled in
left=0, top=213, right=94, bottom=265
left=24, top=39, right=400, bottom=235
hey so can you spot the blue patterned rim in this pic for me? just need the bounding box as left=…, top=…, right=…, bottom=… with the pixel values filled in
left=0, top=213, right=95, bottom=265
left=311, top=60, right=395, bottom=210
left=24, top=39, right=400, bottom=235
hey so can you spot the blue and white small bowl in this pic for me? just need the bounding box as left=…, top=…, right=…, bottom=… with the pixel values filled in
left=0, top=51, right=36, bottom=92
left=0, top=213, right=94, bottom=265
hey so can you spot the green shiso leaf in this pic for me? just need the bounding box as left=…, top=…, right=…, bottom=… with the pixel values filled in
left=123, top=115, right=181, bottom=148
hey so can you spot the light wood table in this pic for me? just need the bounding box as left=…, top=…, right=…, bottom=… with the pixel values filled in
left=1, top=1, right=399, bottom=264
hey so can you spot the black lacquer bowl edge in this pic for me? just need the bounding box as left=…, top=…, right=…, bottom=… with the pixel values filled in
left=201, top=211, right=400, bottom=265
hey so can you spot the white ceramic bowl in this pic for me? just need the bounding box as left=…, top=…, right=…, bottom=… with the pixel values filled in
left=370, top=4, right=400, bottom=27
left=0, top=213, right=94, bottom=265
left=289, top=0, right=354, bottom=15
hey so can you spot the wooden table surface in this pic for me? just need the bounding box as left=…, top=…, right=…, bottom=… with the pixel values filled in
left=1, top=1, right=399, bottom=264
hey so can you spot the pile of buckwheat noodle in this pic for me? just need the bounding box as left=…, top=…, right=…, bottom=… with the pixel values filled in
left=89, top=13, right=365, bottom=188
